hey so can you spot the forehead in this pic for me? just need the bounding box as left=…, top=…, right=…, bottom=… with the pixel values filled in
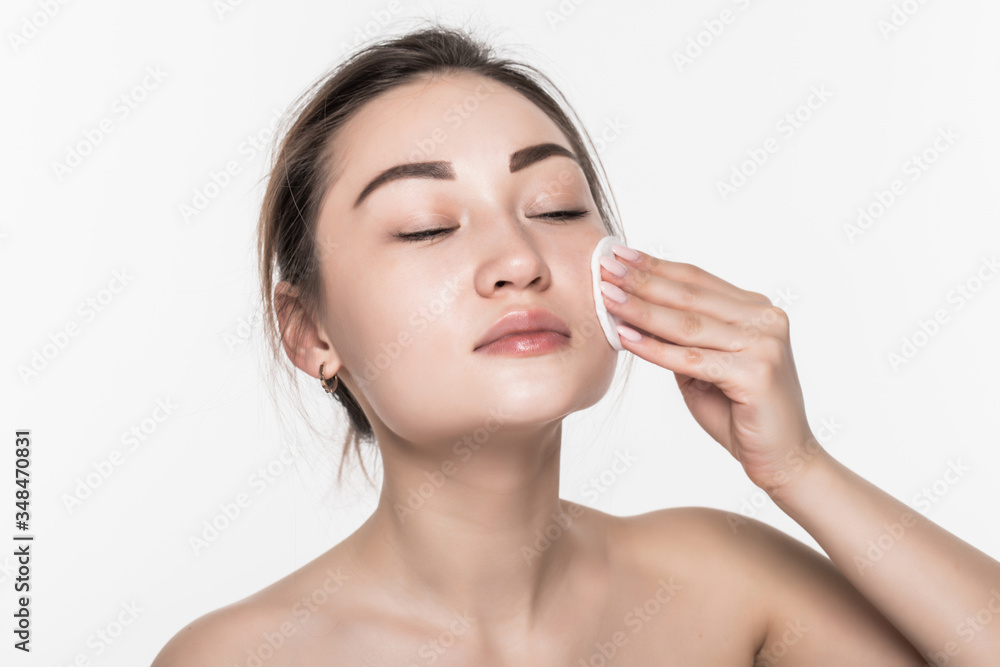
left=329, top=71, right=570, bottom=182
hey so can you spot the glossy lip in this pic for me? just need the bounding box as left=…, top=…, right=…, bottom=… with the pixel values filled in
left=474, top=308, right=571, bottom=352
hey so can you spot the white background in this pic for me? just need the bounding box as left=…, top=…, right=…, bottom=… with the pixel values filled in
left=3, top=0, right=999, bottom=664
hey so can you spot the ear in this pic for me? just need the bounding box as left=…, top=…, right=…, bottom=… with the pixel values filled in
left=273, top=281, right=342, bottom=382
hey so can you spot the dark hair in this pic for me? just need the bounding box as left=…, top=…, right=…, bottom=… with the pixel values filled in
left=256, top=21, right=634, bottom=489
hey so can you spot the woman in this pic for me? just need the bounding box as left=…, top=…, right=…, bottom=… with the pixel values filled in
left=154, top=23, right=1000, bottom=665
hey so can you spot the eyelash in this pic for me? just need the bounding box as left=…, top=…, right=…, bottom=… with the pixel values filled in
left=393, top=209, right=591, bottom=243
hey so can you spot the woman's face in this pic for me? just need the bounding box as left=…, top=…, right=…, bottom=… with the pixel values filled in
left=314, top=70, right=619, bottom=445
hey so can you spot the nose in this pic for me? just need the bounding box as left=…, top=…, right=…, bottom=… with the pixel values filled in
left=472, top=213, right=552, bottom=297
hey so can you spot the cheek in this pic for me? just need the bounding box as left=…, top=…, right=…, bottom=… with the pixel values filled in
left=566, top=262, right=620, bottom=402
left=560, top=230, right=624, bottom=372
left=340, top=272, right=463, bottom=385
left=565, top=229, right=613, bottom=325
left=346, top=282, right=474, bottom=443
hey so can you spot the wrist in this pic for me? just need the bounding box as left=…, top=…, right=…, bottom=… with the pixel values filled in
left=760, top=435, right=838, bottom=509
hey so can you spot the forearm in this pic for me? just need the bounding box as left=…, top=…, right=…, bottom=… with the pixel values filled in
left=767, top=445, right=1000, bottom=664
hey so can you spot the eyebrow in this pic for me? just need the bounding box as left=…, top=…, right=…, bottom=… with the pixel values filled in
left=352, top=142, right=580, bottom=209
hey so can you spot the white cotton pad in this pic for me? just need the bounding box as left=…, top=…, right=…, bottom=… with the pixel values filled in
left=591, top=235, right=625, bottom=351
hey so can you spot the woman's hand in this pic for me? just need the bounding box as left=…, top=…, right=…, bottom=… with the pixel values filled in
left=599, top=245, right=821, bottom=495
left=601, top=246, right=1000, bottom=663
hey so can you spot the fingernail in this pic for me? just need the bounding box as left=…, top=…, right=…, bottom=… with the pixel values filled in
left=600, top=280, right=629, bottom=304
left=617, top=325, right=642, bottom=343
left=611, top=244, right=639, bottom=262
left=599, top=255, right=628, bottom=278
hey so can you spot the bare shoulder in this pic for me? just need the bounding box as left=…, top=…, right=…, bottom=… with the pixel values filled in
left=151, top=597, right=285, bottom=667
left=614, top=505, right=924, bottom=666
left=612, top=507, right=771, bottom=633
left=151, top=548, right=357, bottom=666
left=608, top=504, right=775, bottom=580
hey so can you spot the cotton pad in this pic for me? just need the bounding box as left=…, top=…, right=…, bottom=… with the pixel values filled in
left=591, top=235, right=626, bottom=351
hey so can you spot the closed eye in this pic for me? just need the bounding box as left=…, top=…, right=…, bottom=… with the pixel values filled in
left=392, top=227, right=455, bottom=242
left=535, top=208, right=590, bottom=220
left=392, top=209, right=591, bottom=243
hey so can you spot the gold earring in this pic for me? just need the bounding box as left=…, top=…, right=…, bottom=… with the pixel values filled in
left=318, top=362, right=339, bottom=393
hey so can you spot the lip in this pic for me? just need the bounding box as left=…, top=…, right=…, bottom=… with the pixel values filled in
left=474, top=308, right=571, bottom=352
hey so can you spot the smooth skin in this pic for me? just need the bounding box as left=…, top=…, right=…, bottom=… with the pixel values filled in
left=152, top=70, right=1000, bottom=666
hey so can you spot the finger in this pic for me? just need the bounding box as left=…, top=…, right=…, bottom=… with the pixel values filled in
left=616, top=330, right=746, bottom=398
left=611, top=246, right=770, bottom=304
left=600, top=262, right=766, bottom=325
left=601, top=283, right=747, bottom=353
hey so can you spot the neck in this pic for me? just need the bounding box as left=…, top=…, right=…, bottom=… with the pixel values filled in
left=350, top=420, right=586, bottom=629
